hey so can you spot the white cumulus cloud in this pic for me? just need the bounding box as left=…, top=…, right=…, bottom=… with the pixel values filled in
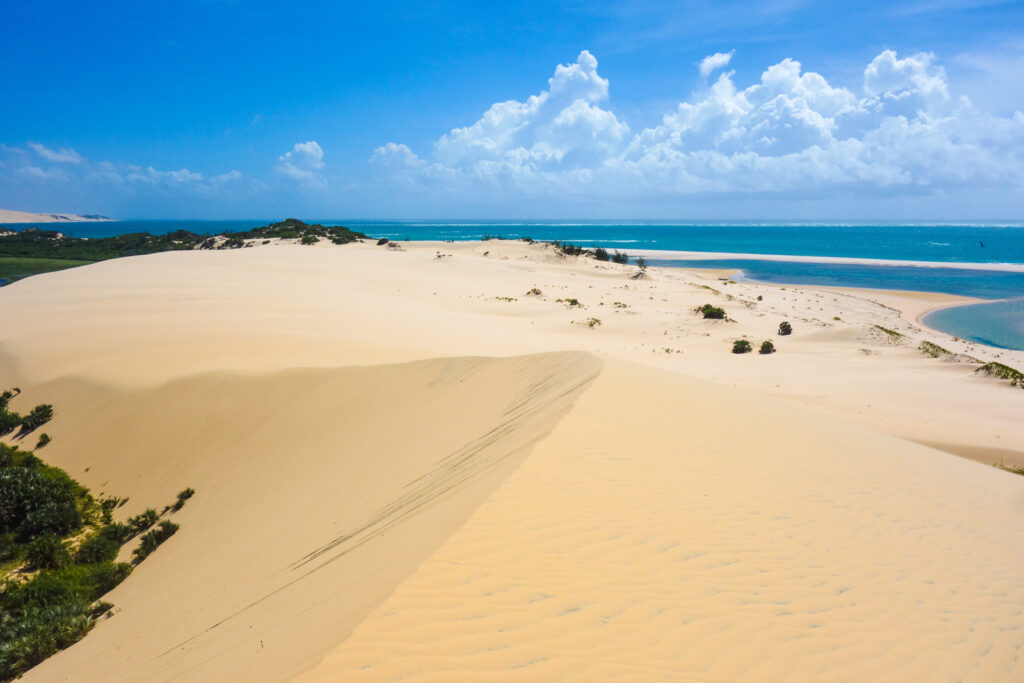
left=276, top=141, right=325, bottom=185
left=372, top=49, right=1024, bottom=203
left=699, top=50, right=735, bottom=78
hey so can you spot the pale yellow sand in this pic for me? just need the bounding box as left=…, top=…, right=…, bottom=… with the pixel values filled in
left=300, top=361, right=1024, bottom=681
left=0, top=239, right=1020, bottom=681
left=0, top=208, right=110, bottom=223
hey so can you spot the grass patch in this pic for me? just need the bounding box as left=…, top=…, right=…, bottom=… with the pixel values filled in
left=873, top=325, right=905, bottom=342
left=976, top=362, right=1024, bottom=388
left=732, top=339, right=752, bottom=354
left=918, top=341, right=951, bottom=358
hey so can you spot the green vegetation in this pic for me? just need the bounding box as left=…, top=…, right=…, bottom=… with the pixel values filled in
left=873, top=325, right=905, bottom=341
left=131, top=521, right=179, bottom=564
left=526, top=287, right=542, bottom=296
left=759, top=340, right=776, bottom=354
left=732, top=339, right=752, bottom=354
left=778, top=321, right=793, bottom=336
left=976, top=362, right=1024, bottom=388
left=19, top=405, right=53, bottom=434
left=556, top=298, right=582, bottom=307
left=0, top=220, right=370, bottom=282
left=611, top=250, right=629, bottom=265
left=34, top=434, right=50, bottom=450
left=584, top=317, right=602, bottom=328
left=635, top=256, right=648, bottom=271
left=551, top=240, right=588, bottom=257
left=593, top=247, right=610, bottom=261
left=698, top=303, right=726, bottom=320
left=0, top=391, right=195, bottom=680
left=918, top=341, right=952, bottom=358
left=0, top=257, right=93, bottom=285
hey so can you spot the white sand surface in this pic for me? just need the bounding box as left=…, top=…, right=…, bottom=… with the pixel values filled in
left=0, top=209, right=110, bottom=223
left=0, top=239, right=1021, bottom=681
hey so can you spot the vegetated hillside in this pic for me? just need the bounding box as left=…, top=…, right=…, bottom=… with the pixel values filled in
left=0, top=219, right=370, bottom=262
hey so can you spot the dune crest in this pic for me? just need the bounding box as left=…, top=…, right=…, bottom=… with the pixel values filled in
left=22, top=352, right=600, bottom=681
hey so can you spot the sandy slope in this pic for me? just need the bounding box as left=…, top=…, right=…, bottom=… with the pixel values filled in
left=19, top=353, right=599, bottom=681
left=300, top=361, right=1024, bottom=681
left=0, top=240, right=1021, bottom=680
left=0, top=209, right=110, bottom=223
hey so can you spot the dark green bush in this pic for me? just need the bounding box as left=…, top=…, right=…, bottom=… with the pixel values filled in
left=759, top=340, right=776, bottom=354
left=171, top=488, right=195, bottom=512
left=635, top=256, right=648, bottom=271
left=34, top=433, right=51, bottom=449
left=24, top=534, right=72, bottom=570
left=300, top=235, right=318, bottom=245
left=699, top=304, right=726, bottom=320
left=0, top=603, right=95, bottom=680
left=0, top=388, right=19, bottom=409
left=132, top=521, right=179, bottom=564
left=0, top=467, right=81, bottom=541
left=75, top=533, right=119, bottom=565
left=550, top=240, right=587, bottom=257
left=593, top=247, right=610, bottom=261
left=125, top=509, right=159, bottom=537
left=611, top=250, right=629, bottom=264
left=376, top=237, right=389, bottom=246
left=732, top=339, right=753, bottom=354
left=778, top=321, right=792, bottom=336
left=20, top=405, right=53, bottom=433
left=0, top=410, right=22, bottom=436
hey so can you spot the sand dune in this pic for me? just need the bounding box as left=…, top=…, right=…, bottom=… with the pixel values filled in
left=0, top=209, right=110, bottom=224
left=21, top=353, right=598, bottom=681
left=0, top=240, right=1021, bottom=680
left=301, top=361, right=1024, bottom=681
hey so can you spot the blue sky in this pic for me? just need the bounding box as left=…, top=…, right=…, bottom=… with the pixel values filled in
left=1, top=0, right=1023, bottom=219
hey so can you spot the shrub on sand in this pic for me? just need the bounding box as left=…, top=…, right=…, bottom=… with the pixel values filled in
left=732, top=339, right=752, bottom=354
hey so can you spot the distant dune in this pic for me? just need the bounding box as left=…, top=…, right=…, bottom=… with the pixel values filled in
left=1, top=240, right=1021, bottom=681
left=0, top=208, right=112, bottom=223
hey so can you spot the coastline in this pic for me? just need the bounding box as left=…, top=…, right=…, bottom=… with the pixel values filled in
left=633, top=247, right=1024, bottom=272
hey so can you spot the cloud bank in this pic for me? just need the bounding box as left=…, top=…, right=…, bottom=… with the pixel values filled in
left=373, top=49, right=1024, bottom=204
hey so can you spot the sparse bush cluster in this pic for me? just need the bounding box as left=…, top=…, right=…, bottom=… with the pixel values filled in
left=0, top=219, right=369, bottom=263
left=0, top=388, right=54, bottom=438
left=0, top=395, right=197, bottom=680
left=778, top=321, right=792, bottom=336
left=731, top=339, right=777, bottom=355
left=698, top=304, right=725, bottom=320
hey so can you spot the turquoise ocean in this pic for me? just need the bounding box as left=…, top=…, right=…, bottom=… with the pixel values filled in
left=3, top=220, right=1023, bottom=350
